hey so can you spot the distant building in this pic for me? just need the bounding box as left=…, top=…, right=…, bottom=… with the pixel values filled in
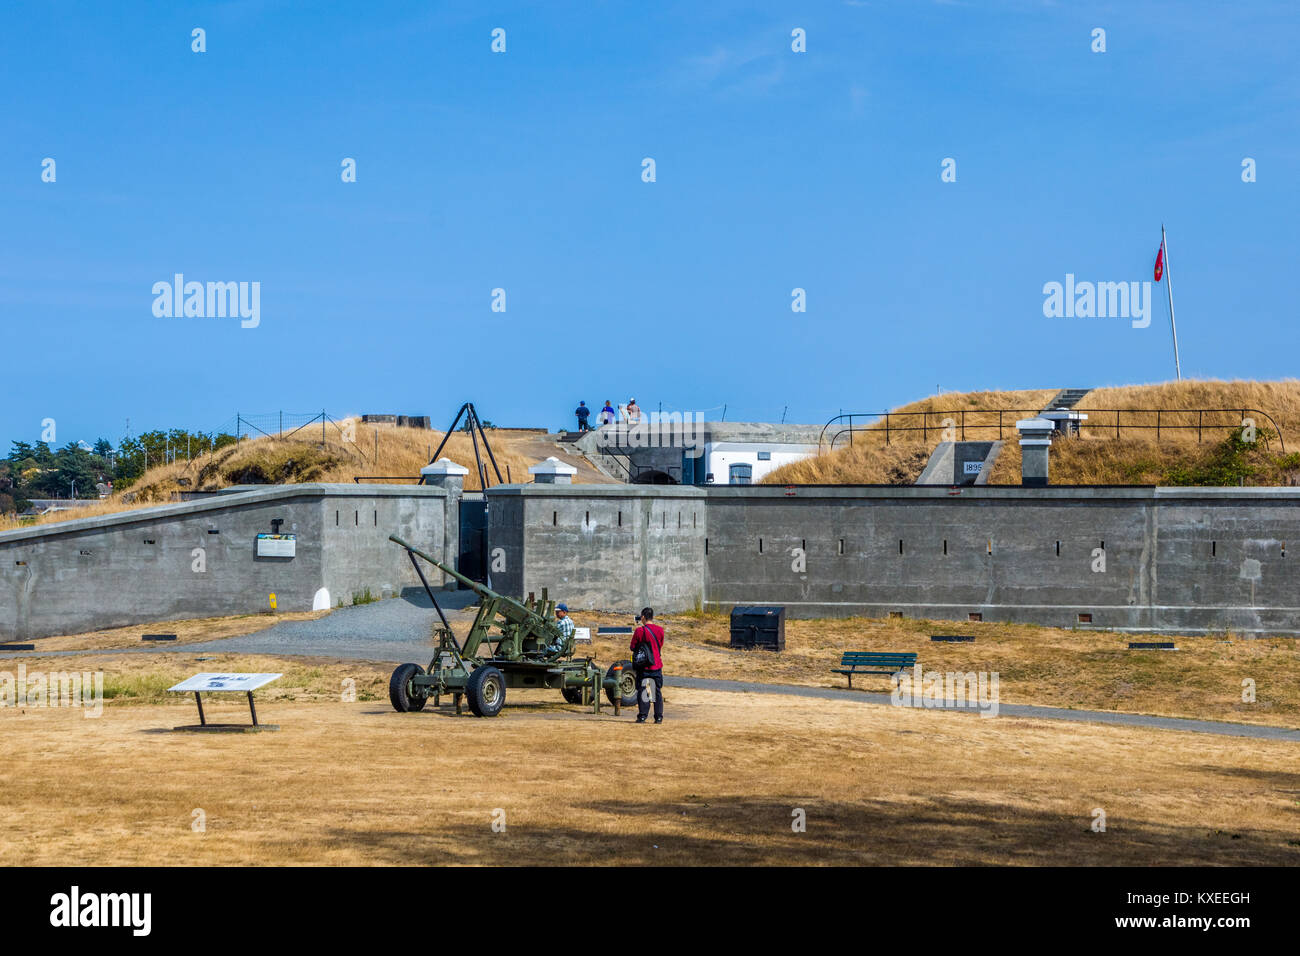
left=576, top=420, right=820, bottom=485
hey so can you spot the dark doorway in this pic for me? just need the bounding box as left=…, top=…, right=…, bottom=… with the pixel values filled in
left=458, top=499, right=489, bottom=583
left=632, top=469, right=678, bottom=485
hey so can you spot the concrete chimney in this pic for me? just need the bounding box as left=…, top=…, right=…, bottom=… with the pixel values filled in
left=1015, top=418, right=1055, bottom=487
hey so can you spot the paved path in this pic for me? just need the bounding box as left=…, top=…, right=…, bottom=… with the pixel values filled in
left=5, top=597, right=1299, bottom=742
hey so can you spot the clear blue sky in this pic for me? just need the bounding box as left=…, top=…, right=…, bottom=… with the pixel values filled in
left=3, top=0, right=1296, bottom=447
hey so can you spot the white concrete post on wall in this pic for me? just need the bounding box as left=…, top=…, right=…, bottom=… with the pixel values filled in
left=420, top=457, right=470, bottom=585
left=528, top=457, right=577, bottom=484
left=420, top=457, right=469, bottom=493
left=1016, top=418, right=1055, bottom=487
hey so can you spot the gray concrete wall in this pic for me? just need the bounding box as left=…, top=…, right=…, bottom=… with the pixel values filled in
left=486, top=484, right=707, bottom=612
left=9, top=479, right=1300, bottom=640
left=0, top=484, right=450, bottom=640
left=701, top=486, right=1300, bottom=634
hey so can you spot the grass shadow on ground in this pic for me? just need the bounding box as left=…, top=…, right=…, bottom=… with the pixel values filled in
left=300, top=794, right=1300, bottom=866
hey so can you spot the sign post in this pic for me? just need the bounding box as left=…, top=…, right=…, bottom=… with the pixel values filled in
left=168, top=673, right=282, bottom=732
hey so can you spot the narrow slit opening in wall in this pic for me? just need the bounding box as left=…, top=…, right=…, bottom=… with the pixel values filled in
left=899, top=539, right=904, bottom=555
left=678, top=512, right=682, bottom=529
left=987, top=539, right=992, bottom=555
left=618, top=510, right=622, bottom=527
left=585, top=510, right=589, bottom=527
left=354, top=511, right=358, bottom=526
left=552, top=511, right=557, bottom=526
left=943, top=539, right=948, bottom=555
left=1212, top=541, right=1216, bottom=557
left=801, top=538, right=806, bottom=552
left=662, top=513, right=666, bottom=529
left=1056, top=541, right=1060, bottom=556
left=1078, top=613, right=1093, bottom=624
left=693, top=512, right=696, bottom=529
left=335, top=511, right=339, bottom=526
left=705, top=537, right=709, bottom=555
left=759, top=538, right=763, bottom=553
left=838, top=539, right=845, bottom=555
left=373, top=510, right=377, bottom=526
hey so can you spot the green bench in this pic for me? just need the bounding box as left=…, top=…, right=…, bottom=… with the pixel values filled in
left=833, top=651, right=917, bottom=688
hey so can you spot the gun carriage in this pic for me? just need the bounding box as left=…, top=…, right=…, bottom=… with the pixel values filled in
left=387, top=535, right=638, bottom=717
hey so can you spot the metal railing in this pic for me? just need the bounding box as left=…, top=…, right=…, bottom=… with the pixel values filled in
left=820, top=408, right=1287, bottom=454
left=229, top=410, right=372, bottom=464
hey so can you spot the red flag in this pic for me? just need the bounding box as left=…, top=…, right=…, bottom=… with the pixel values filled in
left=1154, top=244, right=1164, bottom=282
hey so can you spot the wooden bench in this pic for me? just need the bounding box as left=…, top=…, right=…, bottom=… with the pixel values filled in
left=832, top=651, right=917, bottom=688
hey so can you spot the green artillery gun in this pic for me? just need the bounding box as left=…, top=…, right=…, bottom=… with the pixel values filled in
left=387, top=535, right=638, bottom=717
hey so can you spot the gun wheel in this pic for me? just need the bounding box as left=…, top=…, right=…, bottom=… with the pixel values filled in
left=605, top=660, right=637, bottom=707
left=466, top=665, right=506, bottom=717
left=389, top=663, right=427, bottom=712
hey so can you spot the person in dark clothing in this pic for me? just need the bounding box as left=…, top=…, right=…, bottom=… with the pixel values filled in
left=630, top=607, right=665, bottom=723
left=575, top=401, right=591, bottom=432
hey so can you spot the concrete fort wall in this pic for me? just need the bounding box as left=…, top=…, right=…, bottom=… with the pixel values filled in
left=6, top=480, right=1298, bottom=640
left=497, top=483, right=1300, bottom=634
left=702, top=486, right=1300, bottom=635
left=0, top=484, right=450, bottom=641
left=485, top=484, right=707, bottom=613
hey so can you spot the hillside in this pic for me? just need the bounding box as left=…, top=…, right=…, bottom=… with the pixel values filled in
left=3, top=419, right=613, bottom=530
left=763, top=388, right=1056, bottom=485
left=765, top=380, right=1300, bottom=487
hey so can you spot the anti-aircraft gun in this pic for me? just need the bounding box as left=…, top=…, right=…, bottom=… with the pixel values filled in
left=387, top=535, right=638, bottom=717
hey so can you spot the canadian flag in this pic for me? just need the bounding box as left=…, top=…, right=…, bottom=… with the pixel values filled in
left=1154, top=244, right=1164, bottom=282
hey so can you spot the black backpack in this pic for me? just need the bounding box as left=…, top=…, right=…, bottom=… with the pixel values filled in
left=632, top=626, right=658, bottom=669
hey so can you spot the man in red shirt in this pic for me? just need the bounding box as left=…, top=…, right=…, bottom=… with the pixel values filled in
left=630, top=607, right=665, bottom=723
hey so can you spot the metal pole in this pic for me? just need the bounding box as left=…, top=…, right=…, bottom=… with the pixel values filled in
left=1162, top=225, right=1182, bottom=381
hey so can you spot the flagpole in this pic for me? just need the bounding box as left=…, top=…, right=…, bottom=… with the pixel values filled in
left=1162, top=223, right=1182, bottom=381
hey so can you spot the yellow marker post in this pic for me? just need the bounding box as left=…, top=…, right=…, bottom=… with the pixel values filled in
left=269, top=593, right=278, bottom=612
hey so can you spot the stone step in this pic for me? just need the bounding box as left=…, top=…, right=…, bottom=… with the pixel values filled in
left=1041, top=388, right=1092, bottom=413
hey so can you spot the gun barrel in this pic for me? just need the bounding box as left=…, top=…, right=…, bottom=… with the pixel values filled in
left=389, top=535, right=491, bottom=596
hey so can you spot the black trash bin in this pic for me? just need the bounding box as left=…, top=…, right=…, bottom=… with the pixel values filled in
left=729, top=605, right=786, bottom=651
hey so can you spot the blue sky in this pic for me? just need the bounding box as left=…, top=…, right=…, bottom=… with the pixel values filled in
left=3, top=0, right=1297, bottom=446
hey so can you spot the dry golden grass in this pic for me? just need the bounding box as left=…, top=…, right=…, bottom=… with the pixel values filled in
left=762, top=441, right=935, bottom=484
left=764, top=389, right=1056, bottom=485
left=30, top=606, right=1294, bottom=729
left=1077, top=379, right=1300, bottom=438
left=2, top=421, right=614, bottom=531
left=768, top=380, right=1300, bottom=486
left=573, top=610, right=1300, bottom=728
left=2, top=651, right=1298, bottom=865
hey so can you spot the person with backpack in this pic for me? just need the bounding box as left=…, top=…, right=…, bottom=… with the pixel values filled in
left=630, top=607, right=665, bottom=723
